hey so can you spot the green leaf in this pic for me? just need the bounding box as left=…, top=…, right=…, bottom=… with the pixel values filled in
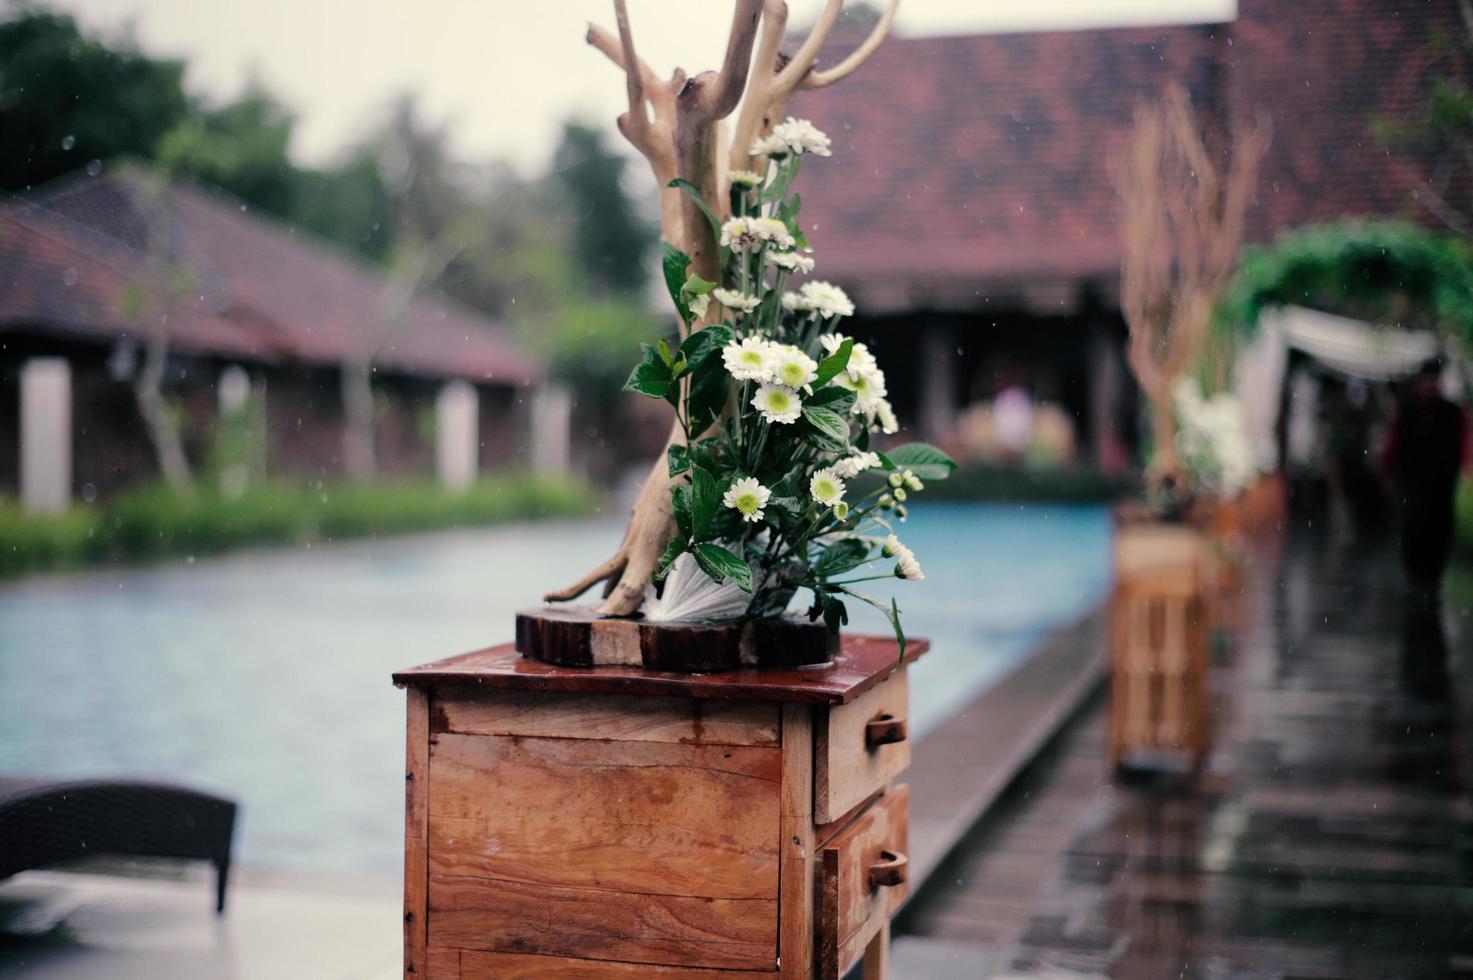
left=686, top=357, right=731, bottom=430
left=761, top=156, right=802, bottom=204
left=803, top=404, right=852, bottom=451
left=662, top=243, right=693, bottom=324
left=882, top=443, right=957, bottom=481
left=671, top=483, right=693, bottom=540
left=807, top=385, right=857, bottom=415
left=623, top=344, right=674, bottom=401
left=775, top=194, right=810, bottom=250
left=679, top=323, right=733, bottom=369
left=653, top=538, right=686, bottom=581
left=656, top=338, right=674, bottom=368
left=891, top=596, right=906, bottom=663
left=814, top=538, right=871, bottom=577
left=813, top=339, right=853, bottom=388
left=668, top=178, right=724, bottom=242
left=667, top=444, right=690, bottom=478
left=691, top=466, right=720, bottom=539
left=693, top=542, right=753, bottom=593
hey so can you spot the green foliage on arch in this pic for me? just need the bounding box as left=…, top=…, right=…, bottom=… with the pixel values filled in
left=1219, top=219, right=1473, bottom=344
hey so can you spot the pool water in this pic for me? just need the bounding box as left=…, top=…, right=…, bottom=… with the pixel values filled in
left=0, top=503, right=1110, bottom=876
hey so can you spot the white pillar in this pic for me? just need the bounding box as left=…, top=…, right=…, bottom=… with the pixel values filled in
left=530, top=383, right=572, bottom=476
left=436, top=380, right=478, bottom=492
left=20, top=358, right=72, bottom=513
left=217, top=365, right=253, bottom=499
left=918, top=325, right=956, bottom=442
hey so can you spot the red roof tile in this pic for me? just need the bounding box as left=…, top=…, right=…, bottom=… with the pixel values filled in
left=791, top=0, right=1466, bottom=312
left=1, top=167, right=541, bottom=385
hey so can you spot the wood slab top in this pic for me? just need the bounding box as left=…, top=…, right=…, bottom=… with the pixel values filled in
left=392, top=632, right=928, bottom=705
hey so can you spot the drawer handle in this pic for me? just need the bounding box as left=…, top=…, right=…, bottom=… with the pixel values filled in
left=865, top=713, right=908, bottom=748
left=869, top=850, right=909, bottom=888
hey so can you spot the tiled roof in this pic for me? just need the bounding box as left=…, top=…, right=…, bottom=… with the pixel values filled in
left=791, top=0, right=1466, bottom=312
left=0, top=166, right=541, bottom=385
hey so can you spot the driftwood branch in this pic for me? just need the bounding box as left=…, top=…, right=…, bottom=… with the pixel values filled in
left=552, top=0, right=892, bottom=614
left=802, top=0, right=899, bottom=89
left=1113, top=81, right=1268, bottom=481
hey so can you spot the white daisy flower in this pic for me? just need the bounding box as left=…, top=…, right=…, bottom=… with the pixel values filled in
left=722, top=338, right=775, bottom=382
left=728, top=169, right=764, bottom=188
left=712, top=287, right=761, bottom=313
left=819, top=333, right=848, bottom=356
left=882, top=534, right=909, bottom=559
left=798, top=280, right=854, bottom=318
left=809, top=468, right=847, bottom=506
left=836, top=366, right=888, bottom=414
left=782, top=290, right=815, bottom=312
left=752, top=383, right=802, bottom=424
left=723, top=476, right=771, bottom=524
left=874, top=399, right=899, bottom=435
left=719, top=217, right=760, bottom=252
left=750, top=133, right=786, bottom=157
left=750, top=216, right=796, bottom=249
left=895, top=552, right=925, bottom=581
left=766, top=250, right=815, bottom=273
left=831, top=451, right=881, bottom=479
left=903, top=470, right=924, bottom=492
left=770, top=345, right=818, bottom=392
left=832, top=501, right=850, bottom=520
left=769, top=117, right=833, bottom=157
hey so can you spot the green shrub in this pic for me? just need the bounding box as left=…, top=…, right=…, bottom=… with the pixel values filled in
left=0, top=472, right=599, bottom=577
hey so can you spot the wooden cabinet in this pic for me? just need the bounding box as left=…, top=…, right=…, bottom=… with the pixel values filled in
left=394, top=634, right=926, bottom=979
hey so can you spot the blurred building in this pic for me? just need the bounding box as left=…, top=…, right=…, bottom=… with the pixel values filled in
left=0, top=165, right=547, bottom=506
left=795, top=0, right=1469, bottom=472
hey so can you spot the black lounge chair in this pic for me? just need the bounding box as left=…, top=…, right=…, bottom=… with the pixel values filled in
left=0, top=778, right=238, bottom=912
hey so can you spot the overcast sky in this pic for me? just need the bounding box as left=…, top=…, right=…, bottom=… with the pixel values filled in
left=52, top=0, right=1237, bottom=174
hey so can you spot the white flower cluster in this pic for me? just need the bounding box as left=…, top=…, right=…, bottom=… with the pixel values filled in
left=721, top=338, right=819, bottom=391
left=1172, top=378, right=1258, bottom=498
left=883, top=534, right=924, bottom=581
left=751, top=117, right=833, bottom=158
left=783, top=280, right=855, bottom=318
left=720, top=215, right=796, bottom=253
left=819, top=333, right=898, bottom=434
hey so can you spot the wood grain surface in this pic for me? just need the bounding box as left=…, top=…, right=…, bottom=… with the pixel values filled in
left=428, top=733, right=780, bottom=900
left=815, top=671, right=910, bottom=823
left=817, top=785, right=909, bottom=979
left=394, top=634, right=926, bottom=705
left=432, top=687, right=779, bottom=746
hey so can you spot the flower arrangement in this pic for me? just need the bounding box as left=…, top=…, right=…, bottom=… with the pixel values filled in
left=1172, top=377, right=1259, bottom=500
left=620, top=118, right=954, bottom=653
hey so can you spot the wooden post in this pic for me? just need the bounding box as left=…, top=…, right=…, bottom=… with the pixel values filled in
left=20, top=357, right=71, bottom=513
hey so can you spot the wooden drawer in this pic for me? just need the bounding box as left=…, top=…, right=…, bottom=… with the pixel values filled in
left=816, top=785, right=910, bottom=979
left=814, top=669, right=910, bottom=823
left=425, top=731, right=781, bottom=970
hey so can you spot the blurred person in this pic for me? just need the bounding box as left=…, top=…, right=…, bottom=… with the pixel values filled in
left=1383, top=358, right=1468, bottom=597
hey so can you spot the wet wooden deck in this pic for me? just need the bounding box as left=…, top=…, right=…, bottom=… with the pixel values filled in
left=900, top=534, right=1473, bottom=978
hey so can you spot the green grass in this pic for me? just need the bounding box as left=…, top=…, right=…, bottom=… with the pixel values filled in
left=0, top=472, right=599, bottom=577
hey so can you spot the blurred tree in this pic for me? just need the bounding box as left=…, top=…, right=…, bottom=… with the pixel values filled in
left=291, top=150, right=395, bottom=264
left=0, top=6, right=188, bottom=191
left=551, top=121, right=654, bottom=295
left=1376, top=14, right=1473, bottom=234
left=156, top=84, right=298, bottom=217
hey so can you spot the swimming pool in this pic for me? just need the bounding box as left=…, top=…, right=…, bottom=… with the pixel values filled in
left=0, top=503, right=1110, bottom=875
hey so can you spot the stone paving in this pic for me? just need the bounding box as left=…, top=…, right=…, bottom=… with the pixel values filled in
left=988, top=535, right=1473, bottom=978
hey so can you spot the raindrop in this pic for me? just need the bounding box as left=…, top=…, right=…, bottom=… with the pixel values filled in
left=61, top=134, right=75, bottom=150
left=80, top=482, right=96, bottom=503
left=62, top=267, right=78, bottom=286
left=85, top=159, right=102, bottom=176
